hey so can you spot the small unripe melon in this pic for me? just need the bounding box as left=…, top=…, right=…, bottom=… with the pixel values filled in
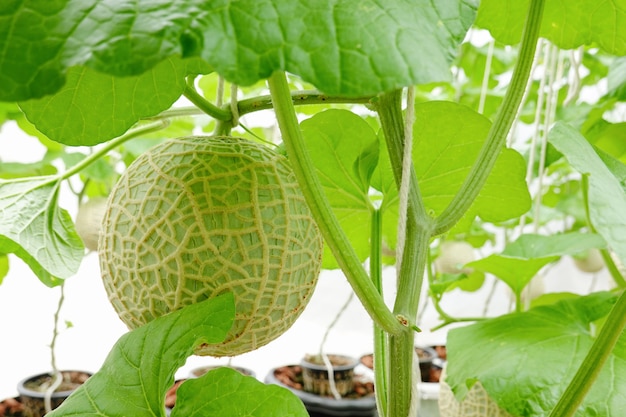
left=99, top=136, right=323, bottom=356
left=435, top=241, right=475, bottom=275
left=75, top=197, right=108, bottom=251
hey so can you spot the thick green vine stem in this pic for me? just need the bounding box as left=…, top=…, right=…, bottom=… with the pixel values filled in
left=434, top=0, right=546, bottom=235
left=267, top=71, right=404, bottom=336
left=375, top=91, right=432, bottom=233
left=237, top=90, right=373, bottom=114
left=370, top=208, right=388, bottom=415
left=377, top=89, right=433, bottom=417
left=549, top=289, right=626, bottom=417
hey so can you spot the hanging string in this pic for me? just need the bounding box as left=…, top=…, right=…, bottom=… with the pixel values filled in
left=230, top=83, right=240, bottom=127
left=395, top=86, right=416, bottom=277
left=563, top=46, right=583, bottom=106
left=216, top=76, right=225, bottom=107
left=478, top=38, right=495, bottom=114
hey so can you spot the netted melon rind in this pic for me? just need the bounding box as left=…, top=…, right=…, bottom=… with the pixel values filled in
left=99, top=136, right=323, bottom=357
left=439, top=368, right=516, bottom=417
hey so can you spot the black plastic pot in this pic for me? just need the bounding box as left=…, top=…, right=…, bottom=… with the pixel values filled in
left=265, top=365, right=377, bottom=417
left=360, top=345, right=439, bottom=383
left=17, top=370, right=91, bottom=417
left=301, top=354, right=359, bottom=397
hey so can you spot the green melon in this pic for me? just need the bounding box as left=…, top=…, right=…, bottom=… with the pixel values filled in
left=99, top=136, right=323, bottom=356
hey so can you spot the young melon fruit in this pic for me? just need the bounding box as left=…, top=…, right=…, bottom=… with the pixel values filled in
left=75, top=197, right=108, bottom=251
left=435, top=241, right=475, bottom=275
left=573, top=248, right=605, bottom=273
left=99, top=136, right=323, bottom=357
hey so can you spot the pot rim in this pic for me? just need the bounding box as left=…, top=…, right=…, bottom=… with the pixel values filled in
left=301, top=354, right=359, bottom=372
left=17, top=370, right=92, bottom=398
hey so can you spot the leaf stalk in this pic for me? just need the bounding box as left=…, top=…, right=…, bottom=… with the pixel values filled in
left=267, top=71, right=404, bottom=336
left=434, top=0, right=546, bottom=235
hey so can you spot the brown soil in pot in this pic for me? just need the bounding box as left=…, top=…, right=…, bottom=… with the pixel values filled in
left=22, top=371, right=90, bottom=393
left=273, top=365, right=374, bottom=399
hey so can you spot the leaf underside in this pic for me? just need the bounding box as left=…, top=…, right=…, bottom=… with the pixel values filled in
left=0, top=0, right=478, bottom=102
left=445, top=292, right=626, bottom=417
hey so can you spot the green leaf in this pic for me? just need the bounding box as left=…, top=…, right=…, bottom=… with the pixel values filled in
left=300, top=109, right=379, bottom=268
left=48, top=293, right=236, bottom=417
left=445, top=292, right=625, bottom=417
left=476, top=0, right=626, bottom=55
left=586, top=122, right=626, bottom=163
left=0, top=176, right=83, bottom=285
left=467, top=254, right=556, bottom=296
left=548, top=122, right=626, bottom=271
left=172, top=367, right=307, bottom=417
left=0, top=161, right=57, bottom=179
left=608, top=56, right=626, bottom=99
left=1, top=1, right=477, bottom=100
left=18, top=57, right=207, bottom=146
left=596, top=148, right=626, bottom=193
left=0, top=253, right=8, bottom=284
left=502, top=232, right=607, bottom=258
left=432, top=271, right=486, bottom=295
left=62, top=152, right=117, bottom=184
left=371, top=130, right=401, bottom=253
left=413, top=101, right=531, bottom=226
left=465, top=232, right=604, bottom=296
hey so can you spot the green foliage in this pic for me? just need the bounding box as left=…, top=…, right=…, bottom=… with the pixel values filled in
left=1, top=1, right=626, bottom=417
left=477, top=0, right=626, bottom=54
left=19, top=57, right=209, bottom=146
left=172, top=367, right=307, bottom=417
left=48, top=293, right=241, bottom=417
left=549, top=123, right=626, bottom=268
left=301, top=109, right=380, bottom=268
left=445, top=292, right=626, bottom=417
left=0, top=175, right=83, bottom=285
left=468, top=233, right=606, bottom=297
left=412, top=101, right=531, bottom=230
left=0, top=0, right=477, bottom=101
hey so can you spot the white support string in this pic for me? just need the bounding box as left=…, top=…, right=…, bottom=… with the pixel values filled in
left=395, top=86, right=416, bottom=278
left=230, top=83, right=240, bottom=127
left=216, top=76, right=225, bottom=107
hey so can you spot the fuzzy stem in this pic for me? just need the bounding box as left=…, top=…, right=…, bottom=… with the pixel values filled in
left=153, top=91, right=373, bottom=122
left=60, top=120, right=169, bottom=180
left=434, top=0, right=546, bottom=235
left=183, top=83, right=231, bottom=121
left=267, top=71, right=403, bottom=335
left=377, top=90, right=432, bottom=417
left=44, top=284, right=66, bottom=413
left=371, top=208, right=388, bottom=415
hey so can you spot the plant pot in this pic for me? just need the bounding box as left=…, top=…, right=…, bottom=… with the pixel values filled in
left=301, top=354, right=359, bottom=397
left=265, top=364, right=377, bottom=417
left=17, top=370, right=91, bottom=417
left=359, top=345, right=439, bottom=383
